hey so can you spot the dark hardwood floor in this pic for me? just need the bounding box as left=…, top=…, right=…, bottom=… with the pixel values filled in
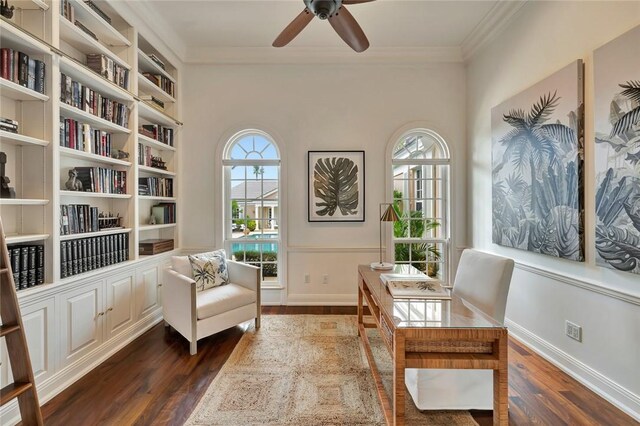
left=41, top=307, right=638, bottom=426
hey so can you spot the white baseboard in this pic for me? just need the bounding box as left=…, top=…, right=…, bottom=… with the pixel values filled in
left=286, top=293, right=356, bottom=306
left=506, top=319, right=640, bottom=421
left=0, top=311, right=163, bottom=426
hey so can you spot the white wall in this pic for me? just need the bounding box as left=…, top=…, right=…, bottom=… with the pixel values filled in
left=181, top=62, right=466, bottom=304
left=467, top=1, right=640, bottom=419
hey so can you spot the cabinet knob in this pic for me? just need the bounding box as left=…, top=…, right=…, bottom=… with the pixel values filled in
left=96, top=312, right=104, bottom=319
left=158, top=284, right=163, bottom=287
left=107, top=307, right=113, bottom=312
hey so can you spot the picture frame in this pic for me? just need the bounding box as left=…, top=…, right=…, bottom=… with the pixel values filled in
left=308, top=150, right=365, bottom=222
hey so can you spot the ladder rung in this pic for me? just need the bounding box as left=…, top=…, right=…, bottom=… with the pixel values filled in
left=0, top=324, right=21, bottom=337
left=0, top=382, right=33, bottom=406
left=0, top=268, right=8, bottom=274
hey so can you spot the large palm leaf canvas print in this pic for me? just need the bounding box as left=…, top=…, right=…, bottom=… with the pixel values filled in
left=594, top=25, right=640, bottom=275
left=491, top=60, right=585, bottom=261
left=308, top=151, right=365, bottom=222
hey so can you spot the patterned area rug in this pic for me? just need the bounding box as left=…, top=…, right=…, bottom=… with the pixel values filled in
left=186, top=315, right=478, bottom=426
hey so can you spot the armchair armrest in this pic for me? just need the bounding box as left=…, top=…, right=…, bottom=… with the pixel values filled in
left=162, top=268, right=197, bottom=343
left=227, top=260, right=260, bottom=292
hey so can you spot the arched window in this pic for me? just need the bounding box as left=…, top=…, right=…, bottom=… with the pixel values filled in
left=223, top=130, right=281, bottom=287
left=391, top=129, right=450, bottom=282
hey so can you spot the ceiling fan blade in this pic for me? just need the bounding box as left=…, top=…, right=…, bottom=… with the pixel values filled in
left=328, top=6, right=370, bottom=52
left=273, top=8, right=314, bottom=47
left=342, top=0, right=375, bottom=4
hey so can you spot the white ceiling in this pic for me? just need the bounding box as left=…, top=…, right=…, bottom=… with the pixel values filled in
left=148, top=0, right=497, bottom=48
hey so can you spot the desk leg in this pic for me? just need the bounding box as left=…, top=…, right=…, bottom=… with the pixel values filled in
left=393, top=331, right=405, bottom=426
left=493, top=332, right=509, bottom=426
left=357, top=279, right=363, bottom=336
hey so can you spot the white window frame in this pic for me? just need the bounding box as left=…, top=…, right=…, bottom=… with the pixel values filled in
left=222, top=129, right=282, bottom=289
left=388, top=128, right=451, bottom=283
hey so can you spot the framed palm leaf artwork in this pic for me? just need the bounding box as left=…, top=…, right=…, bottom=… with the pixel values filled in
left=308, top=150, right=365, bottom=222
left=491, top=60, right=585, bottom=261
left=594, top=25, right=640, bottom=275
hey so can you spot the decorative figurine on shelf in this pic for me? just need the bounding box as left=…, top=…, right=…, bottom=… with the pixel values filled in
left=150, top=156, right=167, bottom=170
left=0, top=0, right=14, bottom=19
left=65, top=168, right=83, bottom=191
left=111, top=150, right=129, bottom=160
left=148, top=215, right=157, bottom=225
left=0, top=152, right=16, bottom=198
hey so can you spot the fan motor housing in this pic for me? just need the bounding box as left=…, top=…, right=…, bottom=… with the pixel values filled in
left=304, top=0, right=342, bottom=20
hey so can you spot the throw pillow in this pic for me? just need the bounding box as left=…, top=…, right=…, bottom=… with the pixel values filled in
left=188, top=249, right=229, bottom=291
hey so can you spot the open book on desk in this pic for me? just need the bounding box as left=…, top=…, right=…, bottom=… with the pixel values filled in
left=379, top=273, right=451, bottom=300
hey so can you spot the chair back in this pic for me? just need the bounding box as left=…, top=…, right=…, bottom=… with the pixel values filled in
left=452, top=249, right=514, bottom=323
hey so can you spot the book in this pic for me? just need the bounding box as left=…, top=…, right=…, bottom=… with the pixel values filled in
left=380, top=273, right=451, bottom=300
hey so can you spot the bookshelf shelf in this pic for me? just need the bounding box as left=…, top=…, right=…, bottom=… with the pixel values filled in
left=0, top=19, right=51, bottom=56
left=137, top=74, right=176, bottom=103
left=138, top=165, right=175, bottom=177
left=60, top=191, right=132, bottom=199
left=139, top=224, right=176, bottom=231
left=0, top=78, right=49, bottom=101
left=0, top=199, right=49, bottom=206
left=59, top=227, right=133, bottom=241
left=137, top=134, right=176, bottom=152
left=65, top=0, right=131, bottom=47
left=5, top=233, right=50, bottom=244
left=59, top=103, right=132, bottom=134
left=13, top=0, right=49, bottom=10
left=59, top=147, right=132, bottom=167
left=138, top=248, right=180, bottom=260
left=138, top=195, right=176, bottom=202
left=0, top=130, right=49, bottom=147
left=137, top=101, right=179, bottom=127
left=59, top=56, right=134, bottom=103
left=59, top=16, right=131, bottom=70
left=137, top=49, right=175, bottom=83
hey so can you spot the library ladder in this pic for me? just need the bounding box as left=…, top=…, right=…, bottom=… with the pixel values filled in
left=0, top=219, right=43, bottom=425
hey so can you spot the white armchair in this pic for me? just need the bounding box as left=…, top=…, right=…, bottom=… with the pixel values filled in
left=162, top=256, right=261, bottom=355
left=405, top=249, right=514, bottom=409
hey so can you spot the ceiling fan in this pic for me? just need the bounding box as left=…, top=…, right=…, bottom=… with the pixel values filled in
left=273, top=0, right=375, bottom=53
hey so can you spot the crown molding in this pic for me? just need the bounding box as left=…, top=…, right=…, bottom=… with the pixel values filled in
left=461, top=0, right=529, bottom=62
left=184, top=46, right=464, bottom=65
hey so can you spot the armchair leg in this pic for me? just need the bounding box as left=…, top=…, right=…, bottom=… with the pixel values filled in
left=255, top=316, right=261, bottom=329
left=190, top=340, right=197, bottom=355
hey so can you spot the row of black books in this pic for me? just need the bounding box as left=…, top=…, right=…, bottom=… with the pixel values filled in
left=60, top=73, right=129, bottom=128
left=139, top=177, right=173, bottom=197
left=60, top=233, right=129, bottom=278
left=142, top=72, right=175, bottom=98
left=86, top=54, right=129, bottom=90
left=72, top=167, right=127, bottom=194
left=138, top=124, right=174, bottom=146
left=60, top=117, right=113, bottom=157
left=0, top=48, right=46, bottom=94
left=8, top=244, right=44, bottom=290
left=1, top=117, right=18, bottom=134
left=60, top=204, right=103, bottom=235
left=151, top=203, right=176, bottom=224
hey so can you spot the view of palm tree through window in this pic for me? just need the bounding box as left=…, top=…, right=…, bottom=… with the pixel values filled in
left=392, top=131, right=450, bottom=281
left=224, top=132, right=280, bottom=285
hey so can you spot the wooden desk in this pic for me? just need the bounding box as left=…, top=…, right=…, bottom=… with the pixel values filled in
left=357, top=265, right=508, bottom=426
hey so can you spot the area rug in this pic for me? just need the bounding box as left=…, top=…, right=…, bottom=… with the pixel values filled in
left=186, top=315, right=478, bottom=426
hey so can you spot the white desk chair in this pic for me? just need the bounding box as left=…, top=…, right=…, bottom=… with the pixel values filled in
left=405, top=249, right=514, bottom=409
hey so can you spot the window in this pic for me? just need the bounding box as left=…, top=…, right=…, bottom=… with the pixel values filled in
left=223, top=130, right=280, bottom=286
left=392, top=130, right=450, bottom=282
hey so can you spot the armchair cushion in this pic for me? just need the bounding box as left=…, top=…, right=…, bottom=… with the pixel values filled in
left=196, top=283, right=257, bottom=320
left=171, top=256, right=193, bottom=278
left=188, top=249, right=229, bottom=291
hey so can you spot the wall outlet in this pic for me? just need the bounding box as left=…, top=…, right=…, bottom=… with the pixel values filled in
left=304, top=273, right=310, bottom=284
left=566, top=321, right=582, bottom=342
left=322, top=274, right=329, bottom=284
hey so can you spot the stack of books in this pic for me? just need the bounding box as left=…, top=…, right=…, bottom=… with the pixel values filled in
left=380, top=273, right=451, bottom=300
left=8, top=244, right=44, bottom=290
left=60, top=233, right=129, bottom=278
left=139, top=124, right=173, bottom=146
left=60, top=204, right=105, bottom=235
left=142, top=72, right=175, bottom=97
left=1, top=117, right=18, bottom=133
left=73, top=166, right=127, bottom=194
left=60, top=117, right=113, bottom=156
left=86, top=54, right=129, bottom=90
left=0, top=48, right=46, bottom=94
left=138, top=176, right=173, bottom=197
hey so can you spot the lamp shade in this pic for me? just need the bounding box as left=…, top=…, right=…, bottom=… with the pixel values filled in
left=380, top=204, right=399, bottom=222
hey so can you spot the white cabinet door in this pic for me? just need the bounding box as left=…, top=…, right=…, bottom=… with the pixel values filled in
left=59, top=280, right=104, bottom=365
left=105, top=272, right=135, bottom=340
left=136, top=265, right=159, bottom=319
left=157, top=260, right=171, bottom=308
left=21, top=297, right=56, bottom=385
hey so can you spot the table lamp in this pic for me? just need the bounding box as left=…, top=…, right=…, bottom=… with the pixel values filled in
left=371, top=203, right=400, bottom=270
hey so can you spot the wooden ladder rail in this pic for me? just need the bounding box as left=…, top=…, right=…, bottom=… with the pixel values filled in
left=0, top=219, right=43, bottom=425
